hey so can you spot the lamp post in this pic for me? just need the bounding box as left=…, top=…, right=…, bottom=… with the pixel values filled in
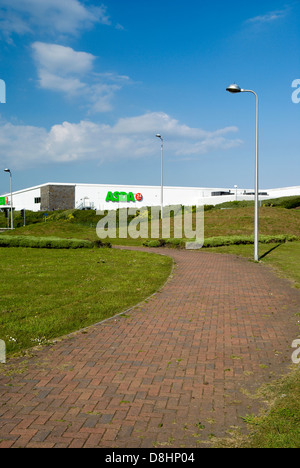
left=4, top=168, right=13, bottom=230
left=156, top=134, right=164, bottom=219
left=226, top=84, right=259, bottom=262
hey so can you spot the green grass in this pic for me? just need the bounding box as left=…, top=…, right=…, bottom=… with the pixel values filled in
left=0, top=220, right=100, bottom=241
left=212, top=364, right=300, bottom=449
left=0, top=247, right=173, bottom=356
left=2, top=204, right=300, bottom=243
left=0, top=220, right=145, bottom=246
left=243, top=367, right=300, bottom=448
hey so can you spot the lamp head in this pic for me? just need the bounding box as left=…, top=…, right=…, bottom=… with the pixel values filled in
left=4, top=168, right=11, bottom=173
left=226, top=83, right=242, bottom=94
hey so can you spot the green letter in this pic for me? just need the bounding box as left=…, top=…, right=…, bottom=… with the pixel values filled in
left=119, top=192, right=127, bottom=202
left=127, top=192, right=135, bottom=202
left=106, top=191, right=114, bottom=202
left=113, top=191, right=120, bottom=202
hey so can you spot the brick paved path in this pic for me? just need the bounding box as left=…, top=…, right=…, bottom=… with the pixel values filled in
left=0, top=247, right=299, bottom=448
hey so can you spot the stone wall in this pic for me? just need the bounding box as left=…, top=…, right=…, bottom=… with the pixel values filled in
left=40, top=185, right=75, bottom=211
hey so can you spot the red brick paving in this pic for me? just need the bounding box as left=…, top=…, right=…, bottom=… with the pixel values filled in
left=0, top=247, right=300, bottom=448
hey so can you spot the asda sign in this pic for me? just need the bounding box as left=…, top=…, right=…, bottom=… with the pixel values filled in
left=106, top=191, right=143, bottom=203
left=0, top=196, right=8, bottom=206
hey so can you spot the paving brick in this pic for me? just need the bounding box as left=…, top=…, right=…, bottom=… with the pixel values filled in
left=0, top=247, right=299, bottom=448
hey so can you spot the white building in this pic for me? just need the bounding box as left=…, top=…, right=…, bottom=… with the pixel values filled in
left=0, top=182, right=299, bottom=212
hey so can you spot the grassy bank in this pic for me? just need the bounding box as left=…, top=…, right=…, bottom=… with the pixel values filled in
left=1, top=204, right=300, bottom=244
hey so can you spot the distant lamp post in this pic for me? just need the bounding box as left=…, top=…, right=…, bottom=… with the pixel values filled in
left=226, top=84, right=259, bottom=262
left=156, top=134, right=164, bottom=219
left=4, top=168, right=13, bottom=230
left=234, top=185, right=238, bottom=201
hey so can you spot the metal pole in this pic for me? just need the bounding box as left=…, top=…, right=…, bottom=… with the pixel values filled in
left=161, top=137, right=163, bottom=220
left=232, top=88, right=259, bottom=262
left=244, top=90, right=259, bottom=261
left=10, top=172, right=13, bottom=230
left=254, top=91, right=259, bottom=262
left=156, top=134, right=164, bottom=220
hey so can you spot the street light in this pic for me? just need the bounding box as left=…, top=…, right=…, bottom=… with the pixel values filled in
left=234, top=185, right=238, bottom=201
left=4, top=168, right=13, bottom=230
left=156, top=134, right=164, bottom=219
left=226, top=84, right=259, bottom=261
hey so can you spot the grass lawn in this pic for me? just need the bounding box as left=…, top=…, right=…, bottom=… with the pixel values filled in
left=0, top=220, right=145, bottom=246
left=242, top=367, right=300, bottom=448
left=204, top=206, right=300, bottom=237
left=0, top=247, right=173, bottom=356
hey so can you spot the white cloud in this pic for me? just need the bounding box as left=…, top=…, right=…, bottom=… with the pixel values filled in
left=0, top=0, right=110, bottom=42
left=37, top=71, right=87, bottom=95
left=32, top=42, right=129, bottom=111
left=32, top=42, right=95, bottom=96
left=32, top=42, right=95, bottom=76
left=0, top=112, right=242, bottom=168
left=246, top=7, right=290, bottom=25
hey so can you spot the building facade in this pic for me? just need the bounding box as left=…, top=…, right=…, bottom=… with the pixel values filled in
left=0, top=182, right=299, bottom=212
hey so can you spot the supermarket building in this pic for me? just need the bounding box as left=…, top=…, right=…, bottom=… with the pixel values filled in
left=0, top=182, right=300, bottom=212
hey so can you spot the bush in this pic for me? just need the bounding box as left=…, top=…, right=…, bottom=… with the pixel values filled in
left=143, top=239, right=166, bottom=248
left=263, top=196, right=300, bottom=210
left=143, top=234, right=299, bottom=249
left=0, top=235, right=111, bottom=249
left=201, top=234, right=298, bottom=248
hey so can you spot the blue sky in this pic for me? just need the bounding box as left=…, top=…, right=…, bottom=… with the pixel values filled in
left=0, top=0, right=299, bottom=193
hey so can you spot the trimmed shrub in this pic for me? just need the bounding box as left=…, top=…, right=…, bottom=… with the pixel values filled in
left=143, top=234, right=299, bottom=249
left=0, top=235, right=111, bottom=249
left=143, top=239, right=166, bottom=248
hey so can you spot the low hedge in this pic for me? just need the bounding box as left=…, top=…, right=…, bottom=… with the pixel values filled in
left=202, top=234, right=299, bottom=248
left=143, top=234, right=299, bottom=249
left=0, top=235, right=111, bottom=249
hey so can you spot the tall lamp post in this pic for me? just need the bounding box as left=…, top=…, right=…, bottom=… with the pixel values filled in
left=234, top=185, right=238, bottom=201
left=226, top=84, right=259, bottom=262
left=156, top=134, right=164, bottom=219
left=4, top=168, right=13, bottom=230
